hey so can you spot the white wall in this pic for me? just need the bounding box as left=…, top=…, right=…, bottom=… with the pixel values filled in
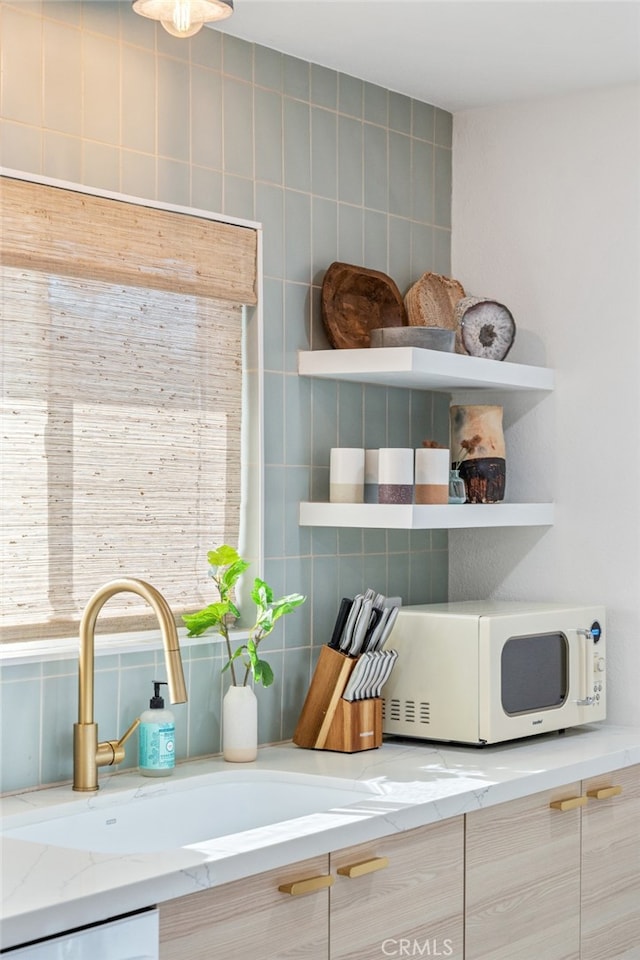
left=451, top=84, right=640, bottom=725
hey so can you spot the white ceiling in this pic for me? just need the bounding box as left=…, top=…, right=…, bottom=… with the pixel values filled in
left=218, top=0, right=640, bottom=112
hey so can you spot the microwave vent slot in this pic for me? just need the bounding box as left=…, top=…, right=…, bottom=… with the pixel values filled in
left=384, top=698, right=430, bottom=724
left=386, top=698, right=402, bottom=722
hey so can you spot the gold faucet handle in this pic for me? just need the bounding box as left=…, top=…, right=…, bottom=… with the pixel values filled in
left=97, top=716, right=141, bottom=768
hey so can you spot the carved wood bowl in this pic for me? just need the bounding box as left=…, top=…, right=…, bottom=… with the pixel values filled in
left=321, top=262, right=408, bottom=349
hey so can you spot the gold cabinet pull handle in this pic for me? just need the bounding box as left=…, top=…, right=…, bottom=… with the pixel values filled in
left=278, top=875, right=334, bottom=896
left=337, top=856, right=389, bottom=879
left=587, top=785, right=623, bottom=800
left=550, top=796, right=588, bottom=812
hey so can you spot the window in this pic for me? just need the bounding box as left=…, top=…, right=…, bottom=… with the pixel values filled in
left=1, top=176, right=257, bottom=641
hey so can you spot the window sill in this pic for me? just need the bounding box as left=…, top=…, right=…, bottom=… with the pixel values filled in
left=0, top=627, right=249, bottom=666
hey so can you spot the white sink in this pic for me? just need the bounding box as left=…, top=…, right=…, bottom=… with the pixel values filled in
left=2, top=770, right=375, bottom=854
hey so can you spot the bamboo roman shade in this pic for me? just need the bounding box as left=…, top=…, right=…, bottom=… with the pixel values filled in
left=1, top=176, right=257, bottom=641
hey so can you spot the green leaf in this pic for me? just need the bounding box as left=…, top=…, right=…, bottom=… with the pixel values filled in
left=228, top=644, right=246, bottom=663
left=254, top=658, right=274, bottom=687
left=251, top=578, right=273, bottom=609
left=220, top=559, right=250, bottom=595
left=182, top=602, right=229, bottom=637
left=207, top=545, right=240, bottom=568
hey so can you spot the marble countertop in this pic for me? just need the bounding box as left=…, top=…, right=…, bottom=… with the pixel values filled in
left=2, top=724, right=640, bottom=950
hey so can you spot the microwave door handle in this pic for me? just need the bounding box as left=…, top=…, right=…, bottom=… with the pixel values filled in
left=575, top=628, right=595, bottom=705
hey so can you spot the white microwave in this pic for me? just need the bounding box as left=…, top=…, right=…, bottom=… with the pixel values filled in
left=382, top=601, right=606, bottom=746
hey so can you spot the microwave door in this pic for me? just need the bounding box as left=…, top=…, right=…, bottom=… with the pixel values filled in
left=482, top=622, right=571, bottom=743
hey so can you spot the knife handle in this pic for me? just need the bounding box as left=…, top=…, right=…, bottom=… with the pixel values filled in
left=278, top=874, right=334, bottom=896
left=328, top=598, right=352, bottom=649
left=337, top=856, right=389, bottom=879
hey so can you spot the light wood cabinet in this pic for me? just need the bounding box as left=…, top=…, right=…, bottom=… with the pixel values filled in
left=158, top=766, right=638, bottom=960
left=465, top=782, right=583, bottom=960
left=159, top=819, right=464, bottom=960
left=330, top=817, right=464, bottom=960
left=159, top=854, right=330, bottom=960
left=581, top=765, right=640, bottom=960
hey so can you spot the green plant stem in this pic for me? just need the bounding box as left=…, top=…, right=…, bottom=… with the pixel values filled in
left=216, top=583, right=238, bottom=686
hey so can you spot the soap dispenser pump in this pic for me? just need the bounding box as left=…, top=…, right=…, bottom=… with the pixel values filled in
left=139, top=681, right=176, bottom=777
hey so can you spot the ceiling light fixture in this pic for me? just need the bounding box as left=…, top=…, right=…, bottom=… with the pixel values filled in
left=132, top=0, right=233, bottom=39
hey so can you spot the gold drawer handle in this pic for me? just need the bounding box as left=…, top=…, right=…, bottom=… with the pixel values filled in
left=587, top=785, right=623, bottom=800
left=278, top=875, right=334, bottom=896
left=550, top=796, right=588, bottom=812
left=337, top=856, right=389, bottom=879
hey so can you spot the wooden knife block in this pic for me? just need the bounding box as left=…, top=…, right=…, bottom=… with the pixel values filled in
left=293, top=645, right=383, bottom=753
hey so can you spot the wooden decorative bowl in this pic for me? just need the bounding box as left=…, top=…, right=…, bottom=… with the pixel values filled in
left=321, top=262, right=407, bottom=349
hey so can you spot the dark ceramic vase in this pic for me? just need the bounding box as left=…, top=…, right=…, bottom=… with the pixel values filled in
left=459, top=457, right=506, bottom=503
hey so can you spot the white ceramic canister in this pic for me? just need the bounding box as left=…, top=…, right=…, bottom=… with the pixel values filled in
left=378, top=448, right=414, bottom=504
left=329, top=448, right=365, bottom=503
left=415, top=447, right=450, bottom=504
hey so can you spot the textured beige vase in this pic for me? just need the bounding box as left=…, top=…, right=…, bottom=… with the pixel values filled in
left=450, top=405, right=506, bottom=503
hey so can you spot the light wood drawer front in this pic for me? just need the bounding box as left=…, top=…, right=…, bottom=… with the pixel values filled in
left=330, top=817, right=464, bottom=960
left=581, top=764, right=640, bottom=960
left=466, top=782, right=582, bottom=960
left=159, top=854, right=329, bottom=960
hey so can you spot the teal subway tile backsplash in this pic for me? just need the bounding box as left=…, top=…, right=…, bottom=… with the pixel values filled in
left=363, top=208, right=388, bottom=273
left=389, top=131, right=412, bottom=218
left=1, top=676, right=41, bottom=792
left=82, top=33, right=120, bottom=145
left=284, top=97, right=311, bottom=192
left=312, top=196, right=338, bottom=283
left=255, top=182, right=285, bottom=279
left=311, top=106, right=338, bottom=200
left=389, top=91, right=412, bottom=135
left=262, top=278, right=285, bottom=370
left=191, top=66, right=223, bottom=170
left=364, top=81, right=388, bottom=127
left=412, top=99, right=435, bottom=141
left=158, top=56, right=190, bottom=161
left=434, top=145, right=453, bottom=228
left=223, top=31, right=253, bottom=82
left=43, top=20, right=81, bottom=135
left=284, top=280, right=311, bottom=372
left=311, top=63, right=338, bottom=110
left=223, top=76, right=253, bottom=178
left=337, top=201, right=364, bottom=265
left=363, top=122, right=388, bottom=211
left=338, top=72, right=363, bottom=119
left=43, top=130, right=81, bottom=182
left=435, top=107, right=454, bottom=148
left=283, top=54, right=309, bottom=101
left=284, top=189, right=311, bottom=283
left=121, top=45, right=156, bottom=154
left=223, top=173, right=254, bottom=220
left=338, top=115, right=363, bottom=205
left=255, top=86, right=284, bottom=185
left=254, top=42, right=282, bottom=91
left=1, top=2, right=451, bottom=792
left=411, top=222, right=435, bottom=281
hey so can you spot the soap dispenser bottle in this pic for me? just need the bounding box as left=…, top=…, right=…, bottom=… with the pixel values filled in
left=139, top=681, right=175, bottom=777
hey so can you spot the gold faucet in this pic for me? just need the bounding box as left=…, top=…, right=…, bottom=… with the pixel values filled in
left=73, top=578, right=188, bottom=792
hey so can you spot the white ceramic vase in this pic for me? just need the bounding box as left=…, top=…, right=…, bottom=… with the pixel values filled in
left=222, top=684, right=258, bottom=762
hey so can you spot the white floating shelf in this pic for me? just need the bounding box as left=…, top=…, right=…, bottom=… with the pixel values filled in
left=298, top=348, right=554, bottom=393
left=299, top=502, right=554, bottom=530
